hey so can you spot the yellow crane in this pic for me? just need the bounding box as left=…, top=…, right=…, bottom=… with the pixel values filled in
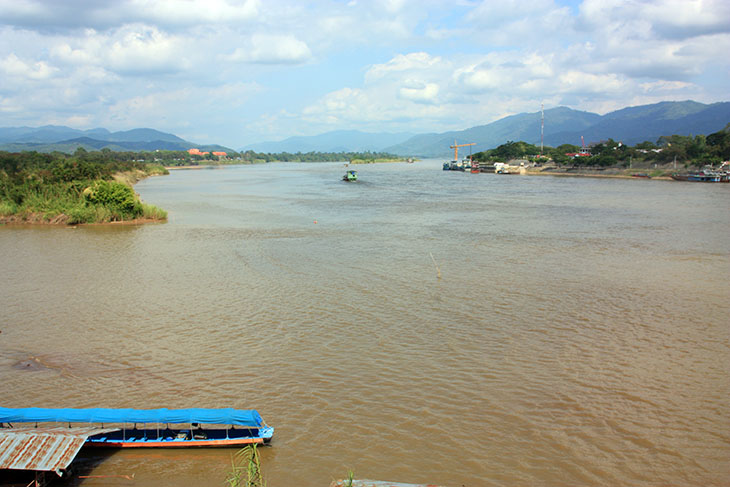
left=450, top=141, right=476, bottom=161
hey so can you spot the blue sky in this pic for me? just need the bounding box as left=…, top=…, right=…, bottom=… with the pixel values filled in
left=1, top=0, right=728, bottom=149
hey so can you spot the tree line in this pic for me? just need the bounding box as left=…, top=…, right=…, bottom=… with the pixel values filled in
left=472, top=124, right=730, bottom=167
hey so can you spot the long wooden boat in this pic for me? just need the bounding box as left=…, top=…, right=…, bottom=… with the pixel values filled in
left=671, top=171, right=721, bottom=182
left=0, top=406, right=273, bottom=448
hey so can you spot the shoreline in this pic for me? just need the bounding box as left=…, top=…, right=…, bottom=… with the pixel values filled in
left=165, top=164, right=220, bottom=170
left=521, top=169, right=673, bottom=180
left=0, top=213, right=165, bottom=227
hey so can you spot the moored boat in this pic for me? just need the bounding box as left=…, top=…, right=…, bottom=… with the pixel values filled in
left=0, top=406, right=273, bottom=448
left=443, top=141, right=476, bottom=171
left=671, top=171, right=721, bottom=182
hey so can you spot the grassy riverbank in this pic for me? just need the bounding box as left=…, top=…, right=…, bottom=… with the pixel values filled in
left=1, top=152, right=169, bottom=225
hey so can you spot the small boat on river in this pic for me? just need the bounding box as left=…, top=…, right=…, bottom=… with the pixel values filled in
left=343, top=170, right=358, bottom=182
left=0, top=406, right=273, bottom=448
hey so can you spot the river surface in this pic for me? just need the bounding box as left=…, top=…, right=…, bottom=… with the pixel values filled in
left=1, top=160, right=729, bottom=486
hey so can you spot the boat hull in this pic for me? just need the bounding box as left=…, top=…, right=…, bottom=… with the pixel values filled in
left=671, top=173, right=721, bottom=182
left=84, top=426, right=273, bottom=448
left=85, top=437, right=265, bottom=448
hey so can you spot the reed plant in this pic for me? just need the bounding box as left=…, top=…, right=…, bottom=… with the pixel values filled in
left=226, top=443, right=266, bottom=487
left=140, top=203, right=167, bottom=220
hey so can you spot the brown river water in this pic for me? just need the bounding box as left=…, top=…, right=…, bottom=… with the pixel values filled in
left=1, top=160, right=729, bottom=486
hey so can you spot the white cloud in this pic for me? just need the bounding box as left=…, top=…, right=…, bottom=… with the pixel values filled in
left=556, top=71, right=626, bottom=95
left=128, top=0, right=260, bottom=26
left=0, top=53, right=56, bottom=80
left=398, top=81, right=439, bottom=104
left=0, top=0, right=261, bottom=30
left=366, top=52, right=443, bottom=82
left=580, top=0, right=730, bottom=40
left=107, top=25, right=189, bottom=74
left=456, top=65, right=501, bottom=93
left=47, top=25, right=191, bottom=76
left=467, top=0, right=574, bottom=46
left=228, top=34, right=312, bottom=65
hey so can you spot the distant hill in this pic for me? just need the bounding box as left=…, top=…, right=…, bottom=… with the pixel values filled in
left=239, top=100, right=727, bottom=158
left=385, top=107, right=601, bottom=157
left=0, top=126, right=232, bottom=153
left=242, top=129, right=415, bottom=153
left=545, top=101, right=730, bottom=148
left=385, top=100, right=730, bottom=157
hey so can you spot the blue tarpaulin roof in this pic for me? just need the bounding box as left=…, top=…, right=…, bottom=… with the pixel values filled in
left=0, top=407, right=263, bottom=427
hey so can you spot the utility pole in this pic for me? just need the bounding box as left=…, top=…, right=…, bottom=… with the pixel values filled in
left=540, top=103, right=545, bottom=157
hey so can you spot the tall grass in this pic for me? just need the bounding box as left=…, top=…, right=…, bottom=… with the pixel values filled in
left=140, top=203, right=167, bottom=220
left=226, top=443, right=266, bottom=487
left=343, top=470, right=355, bottom=487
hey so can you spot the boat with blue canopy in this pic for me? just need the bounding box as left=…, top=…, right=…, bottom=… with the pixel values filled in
left=0, top=407, right=273, bottom=448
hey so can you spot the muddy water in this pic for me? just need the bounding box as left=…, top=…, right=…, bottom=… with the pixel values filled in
left=1, top=161, right=728, bottom=486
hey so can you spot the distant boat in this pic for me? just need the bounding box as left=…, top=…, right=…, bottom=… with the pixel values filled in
left=443, top=141, right=476, bottom=171
left=631, top=173, right=651, bottom=178
left=671, top=171, right=721, bottom=182
left=442, top=159, right=468, bottom=171
left=343, top=170, right=358, bottom=182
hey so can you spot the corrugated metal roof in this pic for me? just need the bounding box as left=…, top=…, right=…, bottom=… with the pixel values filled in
left=0, top=426, right=118, bottom=474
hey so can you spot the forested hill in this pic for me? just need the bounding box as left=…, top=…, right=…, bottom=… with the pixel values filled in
left=383, top=101, right=730, bottom=157
left=0, top=126, right=232, bottom=154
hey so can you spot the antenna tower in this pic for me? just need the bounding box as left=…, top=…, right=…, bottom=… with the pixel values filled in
left=540, top=103, right=545, bottom=156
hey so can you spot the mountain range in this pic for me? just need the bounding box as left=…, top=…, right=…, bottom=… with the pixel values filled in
left=243, top=129, right=416, bottom=153
left=0, top=126, right=231, bottom=153
left=243, top=100, right=730, bottom=157
left=1, top=101, right=728, bottom=156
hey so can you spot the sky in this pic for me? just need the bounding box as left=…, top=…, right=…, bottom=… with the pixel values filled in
left=1, top=0, right=729, bottom=149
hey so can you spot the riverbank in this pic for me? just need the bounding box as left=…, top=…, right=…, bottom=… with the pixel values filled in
left=488, top=160, right=679, bottom=179
left=524, top=168, right=673, bottom=180
left=0, top=168, right=168, bottom=226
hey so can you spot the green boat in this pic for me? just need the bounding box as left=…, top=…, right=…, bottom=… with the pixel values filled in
left=343, top=170, right=358, bottom=182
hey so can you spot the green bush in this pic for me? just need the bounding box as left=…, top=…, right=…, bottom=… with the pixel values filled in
left=84, top=180, right=141, bottom=216
left=0, top=200, right=16, bottom=216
